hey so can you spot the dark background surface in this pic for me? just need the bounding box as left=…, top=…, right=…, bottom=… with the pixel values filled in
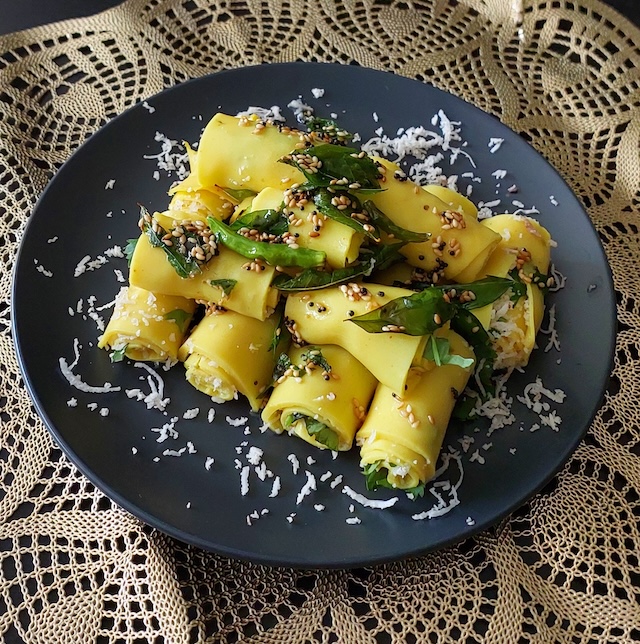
left=0, top=0, right=638, bottom=35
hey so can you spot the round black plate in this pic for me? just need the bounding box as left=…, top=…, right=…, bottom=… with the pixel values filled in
left=12, top=63, right=616, bottom=568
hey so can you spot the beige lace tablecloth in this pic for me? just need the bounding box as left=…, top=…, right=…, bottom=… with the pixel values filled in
left=1, top=0, right=639, bottom=641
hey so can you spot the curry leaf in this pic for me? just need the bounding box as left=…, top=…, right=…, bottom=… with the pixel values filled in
left=362, top=200, right=430, bottom=243
left=140, top=209, right=201, bottom=278
left=230, top=208, right=289, bottom=237
left=312, top=189, right=380, bottom=240
left=450, top=308, right=496, bottom=399
left=272, top=243, right=405, bottom=292
left=349, top=288, right=456, bottom=335
left=218, top=187, right=257, bottom=202
left=281, top=143, right=381, bottom=189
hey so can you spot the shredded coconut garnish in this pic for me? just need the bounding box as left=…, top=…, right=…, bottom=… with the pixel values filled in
left=240, top=466, right=250, bottom=496
left=183, top=407, right=199, bottom=419
left=540, top=304, right=560, bottom=352
left=295, top=471, right=316, bottom=505
left=488, top=137, right=504, bottom=154
left=150, top=417, right=179, bottom=443
left=269, top=477, right=281, bottom=498
left=34, top=259, right=53, bottom=277
left=342, top=486, right=399, bottom=509
left=59, top=339, right=121, bottom=393
left=288, top=453, right=300, bottom=475
left=125, top=362, right=170, bottom=411
left=143, top=131, right=189, bottom=179
left=226, top=415, right=248, bottom=427
left=236, top=105, right=286, bottom=122
left=412, top=452, right=464, bottom=520
left=362, top=110, right=475, bottom=189
left=517, top=377, right=566, bottom=432
left=74, top=254, right=108, bottom=277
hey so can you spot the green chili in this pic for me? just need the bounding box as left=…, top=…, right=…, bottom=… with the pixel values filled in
left=207, top=217, right=326, bottom=268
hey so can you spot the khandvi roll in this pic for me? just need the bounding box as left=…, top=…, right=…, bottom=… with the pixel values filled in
left=178, top=308, right=285, bottom=411
left=357, top=328, right=475, bottom=491
left=422, top=185, right=478, bottom=219
left=196, top=113, right=305, bottom=193
left=128, top=223, right=279, bottom=321
left=262, top=345, right=377, bottom=451
left=363, top=158, right=501, bottom=283
left=284, top=284, right=428, bottom=394
left=100, top=106, right=559, bottom=508
left=250, top=187, right=364, bottom=268
left=475, top=214, right=553, bottom=369
left=166, top=146, right=236, bottom=223
left=98, top=285, right=196, bottom=362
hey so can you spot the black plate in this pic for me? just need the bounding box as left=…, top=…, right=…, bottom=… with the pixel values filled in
left=12, top=63, right=616, bottom=568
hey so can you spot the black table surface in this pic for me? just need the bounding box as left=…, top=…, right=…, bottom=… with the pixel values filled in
left=0, top=0, right=638, bottom=35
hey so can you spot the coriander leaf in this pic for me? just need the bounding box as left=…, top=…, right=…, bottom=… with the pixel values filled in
left=273, top=353, right=292, bottom=382
left=304, top=417, right=340, bottom=451
left=423, top=335, right=475, bottom=369
left=109, top=345, right=128, bottom=363
left=300, top=347, right=332, bottom=374
left=306, top=117, right=353, bottom=144
left=164, top=309, right=191, bottom=333
left=208, top=278, right=237, bottom=297
left=124, top=238, right=138, bottom=266
left=362, top=462, right=425, bottom=497
left=363, top=461, right=393, bottom=491
left=282, top=412, right=339, bottom=450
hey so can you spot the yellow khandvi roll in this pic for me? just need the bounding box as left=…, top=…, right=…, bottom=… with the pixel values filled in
left=250, top=187, right=364, bottom=268
left=475, top=214, right=553, bottom=369
left=196, top=113, right=304, bottom=193
left=98, top=285, right=196, bottom=361
left=422, top=185, right=478, bottom=219
left=363, top=158, right=500, bottom=282
left=178, top=309, right=283, bottom=411
left=284, top=283, right=427, bottom=394
left=357, top=329, right=475, bottom=490
left=129, top=233, right=279, bottom=321
left=262, top=345, right=377, bottom=451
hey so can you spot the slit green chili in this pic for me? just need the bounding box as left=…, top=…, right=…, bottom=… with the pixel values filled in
left=207, top=216, right=326, bottom=268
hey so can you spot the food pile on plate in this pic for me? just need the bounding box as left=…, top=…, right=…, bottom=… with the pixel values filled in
left=98, top=112, right=554, bottom=497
